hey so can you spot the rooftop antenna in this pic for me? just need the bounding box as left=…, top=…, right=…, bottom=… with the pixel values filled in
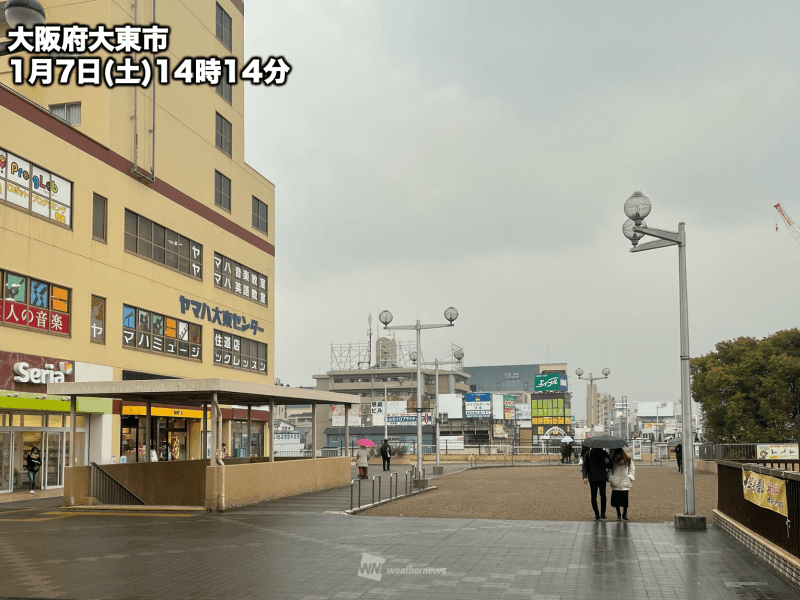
left=358, top=314, right=372, bottom=369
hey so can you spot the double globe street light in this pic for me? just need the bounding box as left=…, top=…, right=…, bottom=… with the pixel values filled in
left=0, top=0, right=46, bottom=56
left=622, top=191, right=702, bottom=528
left=379, top=307, right=459, bottom=483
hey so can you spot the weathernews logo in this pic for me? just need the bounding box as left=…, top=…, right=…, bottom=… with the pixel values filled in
left=358, top=553, right=446, bottom=582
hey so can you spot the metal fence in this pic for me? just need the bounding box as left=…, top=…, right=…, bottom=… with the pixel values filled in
left=349, top=467, right=428, bottom=511
left=717, top=460, right=800, bottom=559
left=699, top=444, right=758, bottom=461
left=90, top=462, right=146, bottom=506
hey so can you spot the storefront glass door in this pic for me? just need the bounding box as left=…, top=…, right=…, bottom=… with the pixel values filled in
left=45, top=432, right=64, bottom=488
left=0, top=432, right=12, bottom=493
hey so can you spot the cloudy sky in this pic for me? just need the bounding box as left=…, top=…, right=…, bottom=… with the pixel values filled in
left=243, top=1, right=800, bottom=419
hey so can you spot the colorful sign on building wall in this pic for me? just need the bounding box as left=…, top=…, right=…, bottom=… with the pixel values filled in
left=0, top=350, right=74, bottom=394
left=465, top=393, right=491, bottom=418
left=534, top=374, right=568, bottom=392
left=0, top=147, right=73, bottom=227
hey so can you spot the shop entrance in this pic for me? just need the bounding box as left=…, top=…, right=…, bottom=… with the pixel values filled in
left=0, top=413, right=86, bottom=493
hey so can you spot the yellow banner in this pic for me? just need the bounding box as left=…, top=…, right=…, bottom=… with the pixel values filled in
left=122, top=406, right=204, bottom=419
left=742, top=470, right=788, bottom=517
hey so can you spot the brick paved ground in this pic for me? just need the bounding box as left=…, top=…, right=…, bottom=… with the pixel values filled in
left=0, top=464, right=796, bottom=600
left=361, top=464, right=717, bottom=522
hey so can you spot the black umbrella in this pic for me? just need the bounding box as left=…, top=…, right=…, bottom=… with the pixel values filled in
left=581, top=435, right=628, bottom=449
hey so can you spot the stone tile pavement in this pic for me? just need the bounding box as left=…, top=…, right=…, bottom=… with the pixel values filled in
left=0, top=464, right=798, bottom=600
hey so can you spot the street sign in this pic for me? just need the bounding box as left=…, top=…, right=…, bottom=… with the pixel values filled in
left=370, top=401, right=384, bottom=414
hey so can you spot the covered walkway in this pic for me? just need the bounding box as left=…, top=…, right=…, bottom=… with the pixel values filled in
left=47, top=378, right=364, bottom=511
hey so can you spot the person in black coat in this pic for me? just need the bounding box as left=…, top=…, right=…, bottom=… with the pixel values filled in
left=674, top=444, right=683, bottom=473
left=581, top=447, right=611, bottom=520
left=380, top=439, right=392, bottom=471
left=26, top=447, right=41, bottom=494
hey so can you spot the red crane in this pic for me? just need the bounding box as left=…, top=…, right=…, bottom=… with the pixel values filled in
left=774, top=203, right=800, bottom=247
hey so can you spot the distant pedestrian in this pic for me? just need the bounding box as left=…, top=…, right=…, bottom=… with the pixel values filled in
left=566, top=442, right=574, bottom=464
left=356, top=444, right=370, bottom=479
left=609, top=448, right=635, bottom=521
left=380, top=439, right=392, bottom=471
left=574, top=444, right=581, bottom=463
left=675, top=444, right=683, bottom=473
left=560, top=443, right=568, bottom=463
left=27, top=447, right=41, bottom=494
left=581, top=447, right=611, bottom=520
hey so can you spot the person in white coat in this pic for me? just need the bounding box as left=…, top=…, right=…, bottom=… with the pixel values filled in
left=609, top=448, right=635, bottom=521
left=356, top=444, right=370, bottom=479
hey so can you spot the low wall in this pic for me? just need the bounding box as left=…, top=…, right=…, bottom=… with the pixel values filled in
left=101, top=460, right=208, bottom=506
left=696, top=460, right=718, bottom=474
left=208, top=456, right=350, bottom=510
left=63, top=466, right=92, bottom=507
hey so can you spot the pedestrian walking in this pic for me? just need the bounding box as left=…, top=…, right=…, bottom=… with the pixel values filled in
left=380, top=439, right=392, bottom=471
left=27, top=447, right=41, bottom=494
left=566, top=442, right=574, bottom=464
left=356, top=444, right=370, bottom=479
left=675, top=443, right=683, bottom=473
left=609, top=448, right=635, bottom=521
left=581, top=447, right=611, bottom=520
left=560, top=443, right=568, bottom=463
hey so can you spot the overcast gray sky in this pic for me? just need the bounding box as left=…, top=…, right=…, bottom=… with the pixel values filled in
left=244, top=1, right=800, bottom=420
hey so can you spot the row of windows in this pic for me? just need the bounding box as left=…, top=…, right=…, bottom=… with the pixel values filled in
left=123, top=209, right=204, bottom=280
left=2, top=268, right=268, bottom=375
left=123, top=304, right=203, bottom=362
left=1, top=270, right=71, bottom=335
left=212, top=171, right=268, bottom=235
left=213, top=330, right=267, bottom=375
left=213, top=252, right=268, bottom=306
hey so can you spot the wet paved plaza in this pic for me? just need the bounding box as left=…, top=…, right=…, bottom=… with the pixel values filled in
left=0, top=464, right=798, bottom=600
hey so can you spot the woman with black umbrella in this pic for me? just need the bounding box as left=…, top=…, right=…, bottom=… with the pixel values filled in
left=581, top=446, right=611, bottom=520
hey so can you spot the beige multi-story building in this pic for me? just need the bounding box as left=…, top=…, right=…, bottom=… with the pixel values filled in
left=586, top=386, right=615, bottom=432
left=0, top=0, right=275, bottom=492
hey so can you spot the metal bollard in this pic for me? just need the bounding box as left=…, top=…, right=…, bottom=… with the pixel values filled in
left=391, top=471, right=398, bottom=499
left=350, top=478, right=360, bottom=511
left=422, top=469, right=426, bottom=489
left=372, top=475, right=381, bottom=504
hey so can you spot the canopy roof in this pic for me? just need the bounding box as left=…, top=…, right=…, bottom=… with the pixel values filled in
left=47, top=378, right=362, bottom=407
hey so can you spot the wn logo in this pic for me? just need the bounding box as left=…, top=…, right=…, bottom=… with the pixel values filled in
left=358, top=553, right=386, bottom=581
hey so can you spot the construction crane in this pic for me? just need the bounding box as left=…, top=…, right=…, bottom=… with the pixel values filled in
left=774, top=203, right=800, bottom=247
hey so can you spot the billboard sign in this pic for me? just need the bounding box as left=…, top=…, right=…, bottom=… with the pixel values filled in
left=534, top=374, right=568, bottom=392
left=465, top=393, right=491, bottom=418
left=504, top=396, right=516, bottom=419
left=386, top=413, right=431, bottom=426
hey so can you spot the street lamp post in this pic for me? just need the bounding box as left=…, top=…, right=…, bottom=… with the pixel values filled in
left=622, top=190, right=703, bottom=528
left=0, top=1, right=46, bottom=56
left=382, top=377, right=404, bottom=440
left=575, top=368, right=610, bottom=433
left=655, top=402, right=667, bottom=443
left=416, top=350, right=464, bottom=474
left=379, top=307, right=459, bottom=483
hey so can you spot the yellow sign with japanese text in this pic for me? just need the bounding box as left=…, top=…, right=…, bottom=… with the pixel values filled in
left=742, top=470, right=788, bottom=517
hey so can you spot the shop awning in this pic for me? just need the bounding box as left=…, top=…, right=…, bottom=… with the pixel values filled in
left=47, top=378, right=362, bottom=407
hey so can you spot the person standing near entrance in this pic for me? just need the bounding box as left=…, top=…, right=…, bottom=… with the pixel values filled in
left=380, top=439, right=392, bottom=471
left=581, top=447, right=611, bottom=520
left=675, top=443, right=683, bottom=473
left=27, top=447, right=41, bottom=494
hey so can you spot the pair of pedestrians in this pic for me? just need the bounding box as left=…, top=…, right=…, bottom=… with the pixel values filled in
left=581, top=447, right=635, bottom=521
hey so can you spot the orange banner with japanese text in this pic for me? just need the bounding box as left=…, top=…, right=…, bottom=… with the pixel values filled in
left=742, top=470, right=788, bottom=517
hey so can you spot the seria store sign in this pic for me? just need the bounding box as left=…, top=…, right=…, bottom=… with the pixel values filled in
left=13, top=361, right=73, bottom=384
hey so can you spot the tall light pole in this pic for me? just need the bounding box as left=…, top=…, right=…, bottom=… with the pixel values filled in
left=655, top=402, right=667, bottom=443
left=622, top=190, right=702, bottom=528
left=416, top=350, right=464, bottom=474
left=575, top=368, right=610, bottom=433
left=382, top=377, right=404, bottom=440
left=379, top=307, right=459, bottom=482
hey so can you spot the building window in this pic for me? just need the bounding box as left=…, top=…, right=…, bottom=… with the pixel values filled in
left=90, top=295, right=105, bottom=344
left=214, top=171, right=231, bottom=211
left=124, top=209, right=202, bottom=279
left=213, top=330, right=267, bottom=375
left=123, top=304, right=202, bottom=361
left=252, top=196, right=268, bottom=235
left=92, top=193, right=107, bottom=242
left=1, top=269, right=71, bottom=336
left=213, top=252, right=267, bottom=306
left=0, top=147, right=73, bottom=228
left=215, top=113, right=232, bottom=156
left=49, top=102, right=81, bottom=125
left=216, top=2, right=232, bottom=50
left=216, top=67, right=232, bottom=103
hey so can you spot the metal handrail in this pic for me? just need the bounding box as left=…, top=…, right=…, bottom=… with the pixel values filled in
left=90, top=462, right=146, bottom=506
left=350, top=478, right=362, bottom=511
left=372, top=475, right=381, bottom=504
left=390, top=471, right=398, bottom=500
